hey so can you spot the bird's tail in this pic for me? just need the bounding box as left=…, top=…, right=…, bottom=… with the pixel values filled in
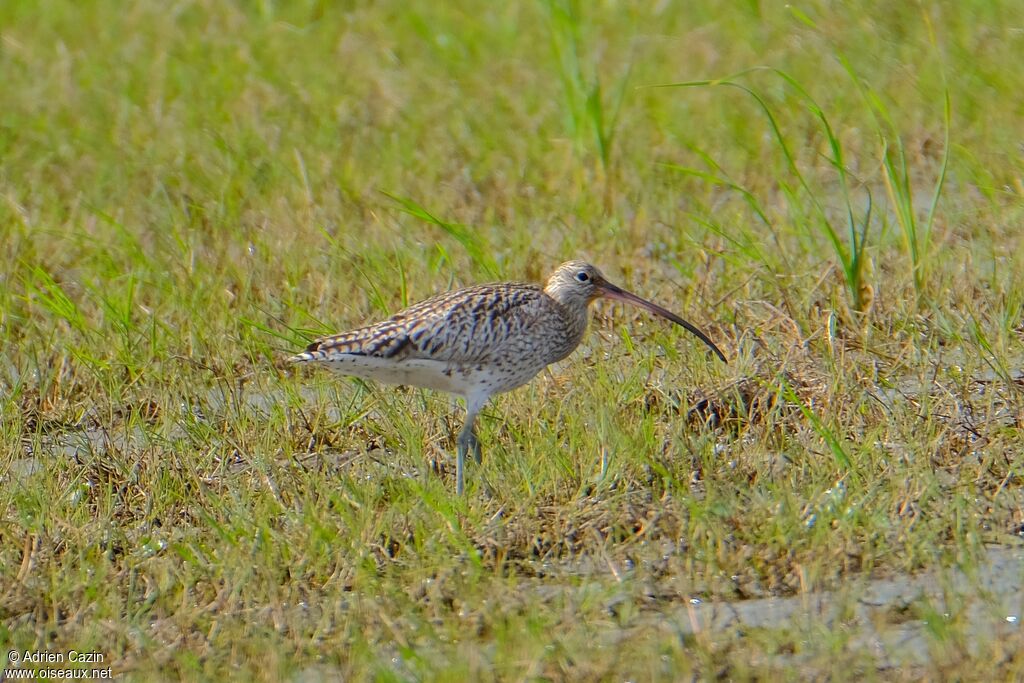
left=289, top=323, right=409, bottom=363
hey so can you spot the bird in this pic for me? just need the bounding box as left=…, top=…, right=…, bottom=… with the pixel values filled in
left=289, top=260, right=727, bottom=495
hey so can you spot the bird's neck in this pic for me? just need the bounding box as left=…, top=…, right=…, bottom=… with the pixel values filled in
left=542, top=288, right=591, bottom=363
left=542, top=283, right=592, bottom=326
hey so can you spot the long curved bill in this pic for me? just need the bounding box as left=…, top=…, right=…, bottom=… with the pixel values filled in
left=597, top=281, right=728, bottom=364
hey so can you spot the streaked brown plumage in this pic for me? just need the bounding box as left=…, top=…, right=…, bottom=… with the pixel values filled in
left=290, top=260, right=726, bottom=494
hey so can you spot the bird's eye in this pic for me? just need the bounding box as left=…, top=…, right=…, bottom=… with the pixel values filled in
left=575, top=271, right=590, bottom=282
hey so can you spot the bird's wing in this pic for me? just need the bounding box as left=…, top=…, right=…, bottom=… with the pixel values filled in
left=301, top=283, right=552, bottom=363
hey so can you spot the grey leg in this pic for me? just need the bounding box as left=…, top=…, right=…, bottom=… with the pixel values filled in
left=454, top=394, right=485, bottom=495
left=456, top=434, right=467, bottom=497
left=467, top=428, right=481, bottom=464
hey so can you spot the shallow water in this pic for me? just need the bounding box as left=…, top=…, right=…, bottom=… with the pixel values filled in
left=674, top=545, right=1023, bottom=666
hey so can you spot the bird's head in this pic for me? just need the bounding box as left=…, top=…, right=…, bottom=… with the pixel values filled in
left=543, top=260, right=609, bottom=307
left=543, top=260, right=728, bottom=363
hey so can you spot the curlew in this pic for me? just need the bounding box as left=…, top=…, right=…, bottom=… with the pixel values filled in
left=290, top=260, right=727, bottom=494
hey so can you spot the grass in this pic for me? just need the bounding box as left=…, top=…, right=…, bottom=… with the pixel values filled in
left=2, top=0, right=1024, bottom=679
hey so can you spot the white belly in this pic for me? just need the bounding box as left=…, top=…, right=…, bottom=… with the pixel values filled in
left=307, top=353, right=541, bottom=399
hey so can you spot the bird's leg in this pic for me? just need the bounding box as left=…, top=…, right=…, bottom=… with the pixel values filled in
left=458, top=422, right=481, bottom=465
left=455, top=419, right=477, bottom=496
left=469, top=428, right=482, bottom=464
left=455, top=432, right=467, bottom=497
left=455, top=395, right=485, bottom=495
